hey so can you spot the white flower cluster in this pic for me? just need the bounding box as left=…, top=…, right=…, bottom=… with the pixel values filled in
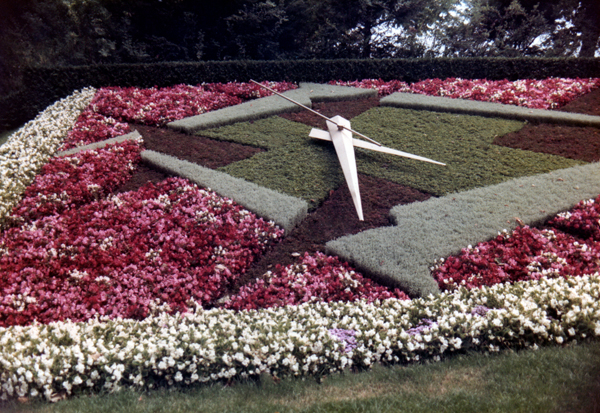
left=0, top=88, right=96, bottom=224
left=1, top=273, right=598, bottom=401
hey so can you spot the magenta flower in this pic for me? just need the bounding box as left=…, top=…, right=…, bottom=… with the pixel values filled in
left=331, top=77, right=600, bottom=109
left=0, top=177, right=283, bottom=327
left=223, top=252, right=410, bottom=311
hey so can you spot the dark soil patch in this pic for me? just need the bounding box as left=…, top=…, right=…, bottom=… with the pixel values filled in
left=558, top=87, right=600, bottom=116
left=493, top=88, right=600, bottom=162
left=131, top=123, right=265, bottom=167
left=236, top=174, right=431, bottom=290
left=279, top=96, right=380, bottom=128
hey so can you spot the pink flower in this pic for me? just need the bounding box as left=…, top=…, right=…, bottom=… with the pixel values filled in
left=223, top=252, right=410, bottom=311
left=1, top=177, right=283, bottom=327
left=331, top=77, right=600, bottom=109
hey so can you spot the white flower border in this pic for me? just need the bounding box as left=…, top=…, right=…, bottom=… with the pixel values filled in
left=1, top=274, right=599, bottom=400
left=1, top=85, right=599, bottom=401
left=0, top=88, right=96, bottom=223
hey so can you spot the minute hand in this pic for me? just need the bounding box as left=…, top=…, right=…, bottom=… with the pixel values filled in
left=250, top=79, right=383, bottom=147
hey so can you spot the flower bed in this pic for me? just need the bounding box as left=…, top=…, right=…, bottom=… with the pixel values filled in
left=432, top=224, right=600, bottom=291
left=59, top=109, right=131, bottom=151
left=1, top=79, right=599, bottom=401
left=549, top=197, right=600, bottom=241
left=8, top=140, right=142, bottom=225
left=223, top=252, right=409, bottom=311
left=332, top=78, right=600, bottom=109
left=59, top=81, right=297, bottom=150
left=0, top=174, right=283, bottom=327
left=0, top=88, right=96, bottom=224
left=432, top=195, right=600, bottom=291
left=1, top=274, right=598, bottom=400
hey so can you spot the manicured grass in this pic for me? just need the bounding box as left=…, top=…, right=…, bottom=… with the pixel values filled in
left=199, top=108, right=582, bottom=208
left=201, top=116, right=343, bottom=210
left=351, top=107, right=583, bottom=196
left=5, top=340, right=598, bottom=413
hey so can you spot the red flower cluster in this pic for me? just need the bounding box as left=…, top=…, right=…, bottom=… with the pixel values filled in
left=90, top=81, right=296, bottom=127
left=60, top=108, right=131, bottom=150
left=223, top=252, right=409, bottom=311
left=0, top=177, right=283, bottom=327
left=548, top=196, right=600, bottom=241
left=59, top=81, right=296, bottom=149
left=9, top=141, right=142, bottom=224
left=432, top=223, right=600, bottom=292
left=332, top=77, right=600, bottom=109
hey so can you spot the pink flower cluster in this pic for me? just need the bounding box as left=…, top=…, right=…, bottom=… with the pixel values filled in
left=90, top=81, right=296, bottom=127
left=223, top=252, right=409, bottom=311
left=332, top=78, right=600, bottom=109
left=548, top=196, right=600, bottom=241
left=9, top=141, right=142, bottom=224
left=60, top=81, right=296, bottom=149
left=331, top=79, right=412, bottom=97
left=0, top=177, right=283, bottom=327
left=60, top=108, right=131, bottom=150
left=432, top=205, right=600, bottom=292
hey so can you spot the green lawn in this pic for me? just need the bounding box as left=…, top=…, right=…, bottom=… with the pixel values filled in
left=200, top=108, right=581, bottom=209
left=4, top=340, right=599, bottom=413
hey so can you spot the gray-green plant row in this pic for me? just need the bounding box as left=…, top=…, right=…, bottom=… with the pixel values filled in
left=141, top=150, right=308, bottom=232
left=381, top=92, right=600, bottom=127
left=326, top=162, right=600, bottom=297
left=55, top=130, right=143, bottom=157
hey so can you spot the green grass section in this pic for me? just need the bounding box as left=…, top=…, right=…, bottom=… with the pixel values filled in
left=201, top=117, right=343, bottom=210
left=351, top=107, right=583, bottom=195
left=5, top=340, right=599, bottom=413
left=199, top=108, right=582, bottom=208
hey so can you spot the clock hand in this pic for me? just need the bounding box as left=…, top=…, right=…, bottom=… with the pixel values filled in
left=309, top=128, right=446, bottom=166
left=250, top=79, right=383, bottom=147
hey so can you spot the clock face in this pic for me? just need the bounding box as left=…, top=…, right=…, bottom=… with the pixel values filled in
left=124, top=87, right=586, bottom=280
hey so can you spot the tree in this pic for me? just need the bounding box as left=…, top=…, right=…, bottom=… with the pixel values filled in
left=278, top=0, right=455, bottom=58
left=224, top=0, right=288, bottom=59
left=434, top=0, right=551, bottom=57
left=546, top=0, right=600, bottom=57
left=0, top=0, right=80, bottom=94
left=459, top=0, right=599, bottom=57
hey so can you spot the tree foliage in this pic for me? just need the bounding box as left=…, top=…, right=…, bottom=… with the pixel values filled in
left=0, top=0, right=598, bottom=95
left=433, top=0, right=551, bottom=56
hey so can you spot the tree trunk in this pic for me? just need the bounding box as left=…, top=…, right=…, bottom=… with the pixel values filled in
left=579, top=30, right=599, bottom=57
left=577, top=0, right=600, bottom=57
left=361, top=21, right=372, bottom=58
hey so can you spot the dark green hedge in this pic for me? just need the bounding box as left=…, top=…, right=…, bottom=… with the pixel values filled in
left=3, top=57, right=599, bottom=131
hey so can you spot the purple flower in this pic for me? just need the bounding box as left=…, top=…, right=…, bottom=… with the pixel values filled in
left=471, top=305, right=491, bottom=317
left=329, top=328, right=357, bottom=353
left=407, top=319, right=436, bottom=336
